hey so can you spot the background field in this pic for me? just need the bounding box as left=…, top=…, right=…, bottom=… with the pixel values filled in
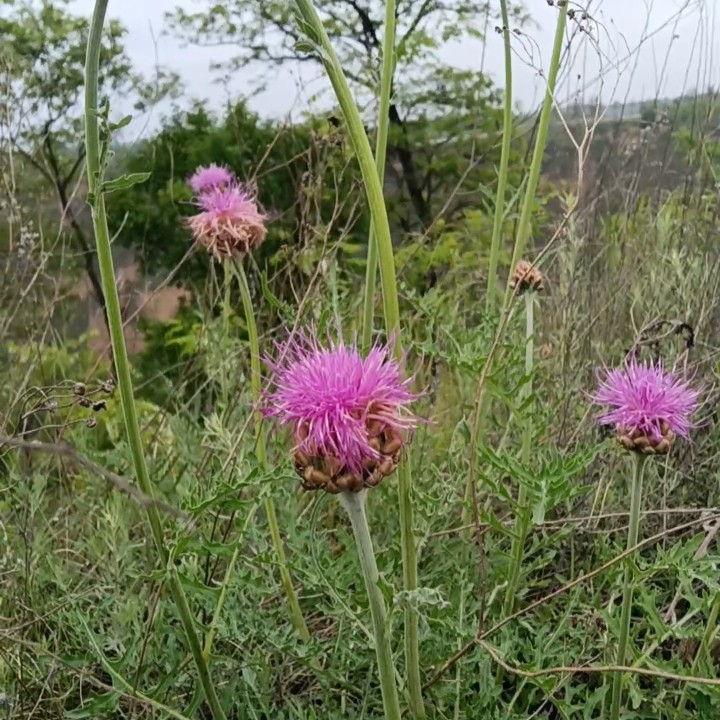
left=2, top=1, right=720, bottom=718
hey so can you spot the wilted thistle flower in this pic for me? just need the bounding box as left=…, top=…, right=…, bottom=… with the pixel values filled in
left=592, top=356, right=699, bottom=454
left=262, top=332, right=420, bottom=493
left=511, top=259, right=544, bottom=293
left=187, top=185, right=267, bottom=260
left=188, top=164, right=234, bottom=194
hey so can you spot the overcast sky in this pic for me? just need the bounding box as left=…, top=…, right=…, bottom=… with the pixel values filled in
left=66, top=0, right=718, bottom=132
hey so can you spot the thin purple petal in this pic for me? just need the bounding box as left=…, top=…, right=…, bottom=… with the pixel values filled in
left=262, top=330, right=421, bottom=473
left=188, top=164, right=235, bottom=194
left=591, top=356, right=699, bottom=441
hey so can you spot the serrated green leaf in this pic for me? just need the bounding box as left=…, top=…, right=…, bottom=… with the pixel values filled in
left=102, top=171, right=151, bottom=194
left=109, top=114, right=132, bottom=131
left=65, top=693, right=119, bottom=717
left=377, top=573, right=395, bottom=607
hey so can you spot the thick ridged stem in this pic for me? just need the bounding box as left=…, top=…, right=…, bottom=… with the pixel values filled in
left=291, top=2, right=424, bottom=715
left=233, top=260, right=310, bottom=643
left=503, top=6, right=567, bottom=307
left=464, top=0, right=566, bottom=549
left=360, top=0, right=396, bottom=352
left=502, top=290, right=535, bottom=616
left=340, top=491, right=402, bottom=720
left=610, top=455, right=646, bottom=720
left=485, top=0, right=514, bottom=313
left=677, top=592, right=720, bottom=712
left=84, top=3, right=226, bottom=717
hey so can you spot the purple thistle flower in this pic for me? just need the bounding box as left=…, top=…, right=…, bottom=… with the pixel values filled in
left=187, top=185, right=267, bottom=260
left=262, top=331, right=420, bottom=486
left=188, top=164, right=235, bottom=194
left=592, top=356, right=699, bottom=450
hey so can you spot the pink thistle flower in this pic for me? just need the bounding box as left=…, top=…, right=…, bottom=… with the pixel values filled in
left=592, top=356, right=699, bottom=454
left=188, top=164, right=235, bottom=194
left=262, top=331, right=421, bottom=492
left=187, top=185, right=267, bottom=260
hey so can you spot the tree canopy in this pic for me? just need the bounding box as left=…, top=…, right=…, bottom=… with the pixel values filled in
left=169, top=0, right=525, bottom=232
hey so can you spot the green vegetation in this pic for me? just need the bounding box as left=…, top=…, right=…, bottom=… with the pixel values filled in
left=3, top=1, right=720, bottom=719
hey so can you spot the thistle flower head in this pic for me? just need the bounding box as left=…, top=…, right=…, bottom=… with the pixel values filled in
left=187, top=185, right=267, bottom=260
left=188, top=164, right=234, bottom=194
left=592, top=356, right=699, bottom=454
left=262, top=331, right=420, bottom=492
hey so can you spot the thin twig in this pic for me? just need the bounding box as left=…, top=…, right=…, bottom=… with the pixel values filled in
left=424, top=512, right=720, bottom=689
left=481, top=639, right=720, bottom=688
left=430, top=507, right=716, bottom=538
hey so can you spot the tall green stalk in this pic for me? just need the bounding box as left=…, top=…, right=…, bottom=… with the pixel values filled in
left=84, top=3, right=226, bottom=717
left=678, top=592, right=720, bottom=712
left=291, top=2, right=425, bottom=716
left=610, top=455, right=646, bottom=720
left=232, top=260, right=311, bottom=643
left=340, top=491, right=402, bottom=720
left=502, top=5, right=567, bottom=308
left=485, top=0, right=513, bottom=314
left=360, top=0, right=396, bottom=352
left=292, top=0, right=400, bottom=337
left=464, top=2, right=566, bottom=536
left=502, top=290, right=535, bottom=616
left=220, top=261, right=233, bottom=399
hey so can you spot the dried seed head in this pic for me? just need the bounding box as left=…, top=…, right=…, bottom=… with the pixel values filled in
left=92, top=400, right=107, bottom=412
left=73, top=382, right=86, bottom=396
left=86, top=417, right=98, bottom=429
left=511, top=260, right=544, bottom=294
left=187, top=184, right=267, bottom=261
left=77, top=396, right=92, bottom=408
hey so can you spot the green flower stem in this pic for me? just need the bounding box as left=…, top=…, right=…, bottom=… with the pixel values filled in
left=291, top=2, right=424, bottom=716
left=328, top=256, right=343, bottom=335
left=502, top=290, right=535, bottom=617
left=84, top=4, right=226, bottom=718
left=340, top=491, right=402, bottom=720
left=678, top=592, right=720, bottom=712
left=465, top=5, right=565, bottom=545
left=220, top=261, right=233, bottom=399
left=485, top=0, right=513, bottom=314
left=203, top=503, right=258, bottom=662
left=610, top=455, right=646, bottom=720
left=397, top=460, right=423, bottom=718
left=360, top=0, right=396, bottom=353
left=233, top=260, right=311, bottom=643
left=204, top=546, right=240, bottom=663
left=292, top=0, right=399, bottom=339
left=502, top=4, right=566, bottom=308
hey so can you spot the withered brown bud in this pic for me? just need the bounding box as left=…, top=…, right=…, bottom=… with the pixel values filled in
left=77, top=396, right=92, bottom=408
left=100, top=379, right=116, bottom=394
left=73, top=382, right=86, bottom=396
left=92, top=400, right=107, bottom=412
left=511, top=259, right=544, bottom=294
left=42, top=399, right=58, bottom=414
left=86, top=417, right=98, bottom=429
